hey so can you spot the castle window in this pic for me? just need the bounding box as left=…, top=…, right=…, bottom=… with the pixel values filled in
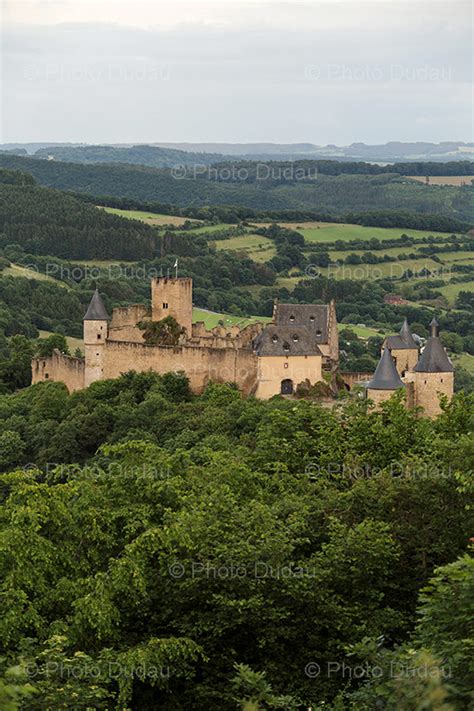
left=284, top=362, right=289, bottom=369
left=289, top=315, right=295, bottom=323
left=163, top=302, right=168, bottom=309
left=310, top=316, right=315, bottom=322
left=45, top=373, right=49, bottom=379
left=97, top=334, right=101, bottom=340
left=316, top=328, right=322, bottom=337
left=441, top=378, right=443, bottom=382
left=292, top=334, right=299, bottom=342
left=272, top=334, right=278, bottom=343
left=283, top=342, right=290, bottom=352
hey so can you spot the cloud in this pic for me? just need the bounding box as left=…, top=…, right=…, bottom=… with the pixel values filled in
left=1, top=1, right=472, bottom=142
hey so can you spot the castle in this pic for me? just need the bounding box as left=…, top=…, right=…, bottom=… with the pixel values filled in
left=365, top=316, right=454, bottom=416
left=32, top=276, right=339, bottom=399
left=31, top=277, right=454, bottom=415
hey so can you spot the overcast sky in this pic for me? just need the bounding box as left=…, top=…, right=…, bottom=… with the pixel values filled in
left=1, top=0, right=472, bottom=144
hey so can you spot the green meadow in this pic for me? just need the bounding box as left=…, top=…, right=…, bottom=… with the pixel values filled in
left=296, top=224, right=461, bottom=244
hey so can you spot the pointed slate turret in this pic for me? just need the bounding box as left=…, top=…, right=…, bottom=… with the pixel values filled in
left=385, top=317, right=418, bottom=350
left=414, top=318, right=453, bottom=373
left=366, top=347, right=405, bottom=390
left=399, top=318, right=418, bottom=348
left=83, top=288, right=110, bottom=321
left=429, top=317, right=439, bottom=337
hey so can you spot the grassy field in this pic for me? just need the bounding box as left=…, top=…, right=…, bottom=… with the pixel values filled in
left=192, top=308, right=270, bottom=329
left=297, top=224, right=461, bottom=244
left=438, top=280, right=474, bottom=305
left=338, top=323, right=388, bottom=339
left=38, top=330, right=84, bottom=353
left=407, top=176, right=474, bottom=186
left=214, top=234, right=276, bottom=262
left=451, top=352, right=474, bottom=373
left=435, top=251, right=474, bottom=264
left=100, top=207, right=196, bottom=226
left=3, top=264, right=69, bottom=286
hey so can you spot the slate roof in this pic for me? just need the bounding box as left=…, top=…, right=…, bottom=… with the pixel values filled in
left=274, top=303, right=329, bottom=343
left=385, top=318, right=418, bottom=350
left=399, top=318, right=418, bottom=348
left=253, top=325, right=323, bottom=357
left=366, top=347, right=405, bottom=390
left=413, top=338, right=454, bottom=373
left=83, top=289, right=110, bottom=321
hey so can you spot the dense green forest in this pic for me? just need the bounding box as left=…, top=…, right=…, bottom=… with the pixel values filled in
left=34, top=144, right=228, bottom=168
left=0, top=154, right=472, bottom=222
left=0, top=373, right=472, bottom=708
left=27, top=146, right=474, bottom=177
left=0, top=180, right=158, bottom=260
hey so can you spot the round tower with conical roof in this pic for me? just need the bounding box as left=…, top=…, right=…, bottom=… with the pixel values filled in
left=383, top=317, right=419, bottom=376
left=365, top=346, right=406, bottom=408
left=83, top=288, right=110, bottom=387
left=412, top=318, right=454, bottom=417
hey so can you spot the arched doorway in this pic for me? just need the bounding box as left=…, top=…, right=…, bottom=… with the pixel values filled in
left=281, top=378, right=294, bottom=395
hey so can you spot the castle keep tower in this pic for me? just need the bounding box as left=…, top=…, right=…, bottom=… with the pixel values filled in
left=84, top=288, right=110, bottom=387
left=383, top=317, right=419, bottom=376
left=151, top=277, right=193, bottom=335
left=365, top=346, right=406, bottom=408
left=413, top=318, right=454, bottom=417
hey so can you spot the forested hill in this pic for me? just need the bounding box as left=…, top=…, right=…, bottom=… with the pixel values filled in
left=0, top=154, right=472, bottom=223
left=28, top=146, right=474, bottom=177
left=34, top=144, right=228, bottom=168
left=0, top=170, right=158, bottom=260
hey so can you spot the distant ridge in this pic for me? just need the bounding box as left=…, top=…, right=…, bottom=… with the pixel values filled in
left=1, top=141, right=473, bottom=162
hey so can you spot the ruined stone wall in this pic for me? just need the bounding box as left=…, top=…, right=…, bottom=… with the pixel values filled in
left=254, top=354, right=322, bottom=399
left=108, top=304, right=149, bottom=343
left=414, top=372, right=454, bottom=417
left=32, top=350, right=85, bottom=392
left=188, top=321, right=264, bottom=350
left=102, top=340, right=258, bottom=395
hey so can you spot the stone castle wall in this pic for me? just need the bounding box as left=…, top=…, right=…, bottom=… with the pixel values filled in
left=32, top=351, right=85, bottom=392
left=414, top=372, right=454, bottom=417
left=390, top=347, right=419, bottom=376
left=101, top=340, right=258, bottom=394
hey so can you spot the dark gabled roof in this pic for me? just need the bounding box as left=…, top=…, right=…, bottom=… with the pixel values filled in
left=413, top=337, right=454, bottom=373
left=385, top=318, right=418, bottom=350
left=274, top=304, right=329, bottom=342
left=83, top=288, right=110, bottom=321
left=366, top=347, right=405, bottom=390
left=253, top=325, right=323, bottom=357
